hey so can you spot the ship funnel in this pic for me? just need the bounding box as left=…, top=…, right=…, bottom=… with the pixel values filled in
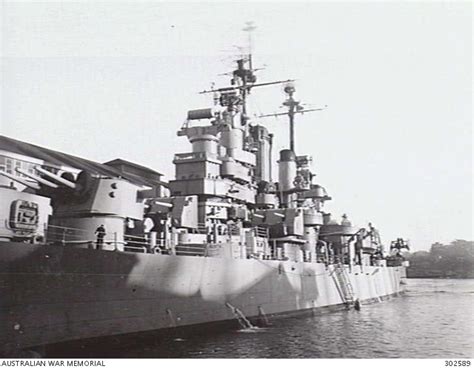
left=278, top=149, right=297, bottom=192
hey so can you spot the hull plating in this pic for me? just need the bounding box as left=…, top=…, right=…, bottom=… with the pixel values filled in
left=0, top=242, right=405, bottom=351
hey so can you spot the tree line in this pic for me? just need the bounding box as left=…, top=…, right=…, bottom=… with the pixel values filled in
left=405, top=240, right=473, bottom=278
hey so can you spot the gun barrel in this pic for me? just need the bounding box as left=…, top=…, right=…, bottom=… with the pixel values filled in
left=0, top=170, right=40, bottom=190
left=16, top=168, right=59, bottom=188
left=35, top=166, right=76, bottom=189
left=153, top=201, right=173, bottom=208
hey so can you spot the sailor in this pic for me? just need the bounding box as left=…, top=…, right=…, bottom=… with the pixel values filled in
left=341, top=213, right=352, bottom=226
left=355, top=233, right=363, bottom=265
left=125, top=217, right=135, bottom=230
left=124, top=218, right=135, bottom=247
left=95, top=224, right=106, bottom=250
left=144, top=217, right=154, bottom=234
left=143, top=217, right=155, bottom=251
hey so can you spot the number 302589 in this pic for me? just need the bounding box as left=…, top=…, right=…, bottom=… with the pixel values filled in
left=445, top=361, right=471, bottom=367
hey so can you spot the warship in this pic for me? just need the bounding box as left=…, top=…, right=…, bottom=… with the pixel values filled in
left=0, top=34, right=409, bottom=356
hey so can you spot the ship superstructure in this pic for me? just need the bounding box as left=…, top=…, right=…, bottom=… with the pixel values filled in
left=0, top=34, right=408, bottom=356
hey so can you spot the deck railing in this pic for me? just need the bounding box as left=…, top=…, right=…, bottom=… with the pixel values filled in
left=1, top=219, right=354, bottom=265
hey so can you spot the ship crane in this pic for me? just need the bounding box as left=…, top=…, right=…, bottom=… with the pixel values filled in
left=259, top=83, right=327, bottom=154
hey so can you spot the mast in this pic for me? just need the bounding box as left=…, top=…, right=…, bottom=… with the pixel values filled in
left=259, top=83, right=326, bottom=154
left=243, top=21, right=257, bottom=74
left=283, top=84, right=298, bottom=152
left=199, top=23, right=293, bottom=127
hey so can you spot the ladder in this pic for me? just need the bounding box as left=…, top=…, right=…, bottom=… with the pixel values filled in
left=332, top=263, right=355, bottom=306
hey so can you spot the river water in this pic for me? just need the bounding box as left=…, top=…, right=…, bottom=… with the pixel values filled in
left=122, top=279, right=473, bottom=358
left=49, top=279, right=474, bottom=358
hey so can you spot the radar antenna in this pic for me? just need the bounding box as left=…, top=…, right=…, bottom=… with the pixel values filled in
left=259, top=83, right=327, bottom=153
left=199, top=23, right=293, bottom=126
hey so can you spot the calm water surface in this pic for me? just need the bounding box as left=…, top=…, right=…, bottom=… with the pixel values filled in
left=124, top=279, right=474, bottom=358
left=52, top=279, right=473, bottom=358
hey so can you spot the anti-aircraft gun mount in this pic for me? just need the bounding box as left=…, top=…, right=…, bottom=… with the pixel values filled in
left=390, top=238, right=410, bottom=252
left=386, top=238, right=411, bottom=267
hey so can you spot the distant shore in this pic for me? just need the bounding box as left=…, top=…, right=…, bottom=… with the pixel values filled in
left=404, top=240, right=473, bottom=281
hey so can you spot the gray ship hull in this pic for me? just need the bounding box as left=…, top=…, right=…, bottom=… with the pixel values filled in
left=0, top=242, right=405, bottom=353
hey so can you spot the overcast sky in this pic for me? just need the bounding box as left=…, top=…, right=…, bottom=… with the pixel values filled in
left=1, top=1, right=472, bottom=251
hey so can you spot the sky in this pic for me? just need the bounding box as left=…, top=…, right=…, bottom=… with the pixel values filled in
left=1, top=1, right=472, bottom=251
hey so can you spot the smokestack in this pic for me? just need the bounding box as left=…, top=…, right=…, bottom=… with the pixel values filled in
left=278, top=149, right=296, bottom=192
